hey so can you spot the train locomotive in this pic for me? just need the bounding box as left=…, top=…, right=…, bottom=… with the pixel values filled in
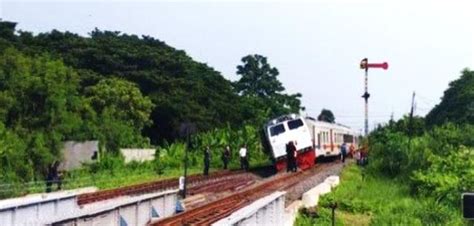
left=263, top=114, right=359, bottom=171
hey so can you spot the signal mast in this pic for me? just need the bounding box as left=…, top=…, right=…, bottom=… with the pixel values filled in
left=359, top=58, right=389, bottom=136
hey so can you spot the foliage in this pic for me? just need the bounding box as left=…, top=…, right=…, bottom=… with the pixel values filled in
left=86, top=78, right=154, bottom=131
left=386, top=115, right=425, bottom=136
left=156, top=124, right=270, bottom=171
left=0, top=21, right=249, bottom=142
left=0, top=48, right=84, bottom=177
left=369, top=116, right=474, bottom=221
left=296, top=164, right=462, bottom=226
left=426, top=68, right=474, bottom=126
left=233, top=54, right=303, bottom=121
left=0, top=48, right=153, bottom=186
left=0, top=122, right=33, bottom=198
left=317, top=109, right=335, bottom=123
left=411, top=147, right=474, bottom=206
left=85, top=78, right=154, bottom=151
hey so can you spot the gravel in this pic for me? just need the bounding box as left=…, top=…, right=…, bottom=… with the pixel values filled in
left=284, top=161, right=346, bottom=206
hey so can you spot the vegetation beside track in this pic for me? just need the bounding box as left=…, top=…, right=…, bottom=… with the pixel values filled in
left=295, top=164, right=463, bottom=225
left=297, top=69, right=474, bottom=225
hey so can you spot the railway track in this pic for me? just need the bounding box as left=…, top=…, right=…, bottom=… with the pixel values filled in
left=77, top=170, right=249, bottom=205
left=153, top=163, right=336, bottom=226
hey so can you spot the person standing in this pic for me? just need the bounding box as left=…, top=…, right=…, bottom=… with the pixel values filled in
left=46, top=160, right=62, bottom=192
left=203, top=146, right=211, bottom=175
left=222, top=146, right=231, bottom=170
left=288, top=141, right=298, bottom=172
left=340, top=143, right=347, bottom=163
left=239, top=144, right=248, bottom=171
left=286, top=143, right=292, bottom=172
left=349, top=144, right=355, bottom=158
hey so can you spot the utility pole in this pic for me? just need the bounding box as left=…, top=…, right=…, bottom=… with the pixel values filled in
left=359, top=58, right=389, bottom=136
left=179, top=122, right=196, bottom=199
left=408, top=91, right=416, bottom=137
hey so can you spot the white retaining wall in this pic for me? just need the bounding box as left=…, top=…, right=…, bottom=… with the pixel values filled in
left=60, top=141, right=99, bottom=171
left=120, top=149, right=156, bottom=163
left=212, top=191, right=286, bottom=226
left=0, top=187, right=97, bottom=226
left=53, top=189, right=178, bottom=226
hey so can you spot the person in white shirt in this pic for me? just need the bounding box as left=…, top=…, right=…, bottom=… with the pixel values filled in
left=239, top=145, right=248, bottom=171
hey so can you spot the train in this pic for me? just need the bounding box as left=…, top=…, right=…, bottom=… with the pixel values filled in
left=263, top=114, right=359, bottom=171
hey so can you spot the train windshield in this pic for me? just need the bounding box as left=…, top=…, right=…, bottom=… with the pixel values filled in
left=288, top=119, right=304, bottom=130
left=270, top=124, right=285, bottom=136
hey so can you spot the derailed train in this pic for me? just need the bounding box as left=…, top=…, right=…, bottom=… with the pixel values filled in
left=263, top=114, right=359, bottom=171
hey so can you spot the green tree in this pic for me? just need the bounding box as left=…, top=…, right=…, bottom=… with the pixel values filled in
left=85, top=78, right=154, bottom=151
left=0, top=48, right=84, bottom=177
left=233, top=54, right=303, bottom=121
left=0, top=22, right=247, bottom=142
left=317, top=109, right=335, bottom=123
left=382, top=115, right=425, bottom=137
left=0, top=122, right=33, bottom=197
left=426, top=68, right=474, bottom=126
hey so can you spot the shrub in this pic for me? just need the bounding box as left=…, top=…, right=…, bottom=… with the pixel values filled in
left=368, top=131, right=411, bottom=178
left=411, top=147, right=474, bottom=206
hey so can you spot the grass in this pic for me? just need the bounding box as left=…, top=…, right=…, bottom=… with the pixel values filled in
left=295, top=163, right=464, bottom=226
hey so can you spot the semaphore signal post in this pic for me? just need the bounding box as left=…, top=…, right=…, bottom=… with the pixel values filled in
left=360, top=58, right=389, bottom=136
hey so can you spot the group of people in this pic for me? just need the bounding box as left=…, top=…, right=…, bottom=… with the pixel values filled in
left=340, top=143, right=354, bottom=163
left=203, top=144, right=249, bottom=175
left=340, top=143, right=368, bottom=165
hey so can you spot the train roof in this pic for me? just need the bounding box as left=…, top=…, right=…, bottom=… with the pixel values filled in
left=304, top=117, right=357, bottom=134
left=264, top=114, right=303, bottom=127
left=263, top=114, right=359, bottom=135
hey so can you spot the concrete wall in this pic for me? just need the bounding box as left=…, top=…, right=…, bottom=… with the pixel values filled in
left=284, top=175, right=341, bottom=226
left=120, top=149, right=156, bottom=163
left=53, top=189, right=178, bottom=226
left=60, top=141, right=99, bottom=171
left=0, top=186, right=178, bottom=226
left=0, top=187, right=97, bottom=226
left=213, top=191, right=286, bottom=226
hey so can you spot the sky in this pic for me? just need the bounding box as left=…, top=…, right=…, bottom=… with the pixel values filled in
left=1, top=0, right=473, bottom=132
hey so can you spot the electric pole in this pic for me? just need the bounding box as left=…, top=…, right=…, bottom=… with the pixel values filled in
left=409, top=91, right=416, bottom=137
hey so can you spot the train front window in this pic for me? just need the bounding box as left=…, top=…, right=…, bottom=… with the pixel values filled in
left=270, top=124, right=285, bottom=136
left=288, top=119, right=304, bottom=130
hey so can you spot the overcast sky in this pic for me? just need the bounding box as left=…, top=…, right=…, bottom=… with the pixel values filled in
left=1, top=0, right=473, bottom=132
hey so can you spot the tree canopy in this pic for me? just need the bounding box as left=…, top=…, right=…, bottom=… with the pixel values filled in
left=0, top=21, right=247, bottom=142
left=317, top=109, right=335, bottom=123
left=426, top=69, right=474, bottom=126
left=234, top=54, right=303, bottom=121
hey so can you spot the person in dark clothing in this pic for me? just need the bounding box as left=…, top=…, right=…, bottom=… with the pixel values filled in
left=287, top=141, right=298, bottom=172
left=341, top=143, right=347, bottom=163
left=203, top=146, right=211, bottom=175
left=46, top=161, right=62, bottom=193
left=286, top=143, right=292, bottom=172
left=222, top=146, right=231, bottom=170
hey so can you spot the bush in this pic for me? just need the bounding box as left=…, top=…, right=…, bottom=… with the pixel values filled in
left=411, top=147, right=474, bottom=206
left=368, top=131, right=411, bottom=178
